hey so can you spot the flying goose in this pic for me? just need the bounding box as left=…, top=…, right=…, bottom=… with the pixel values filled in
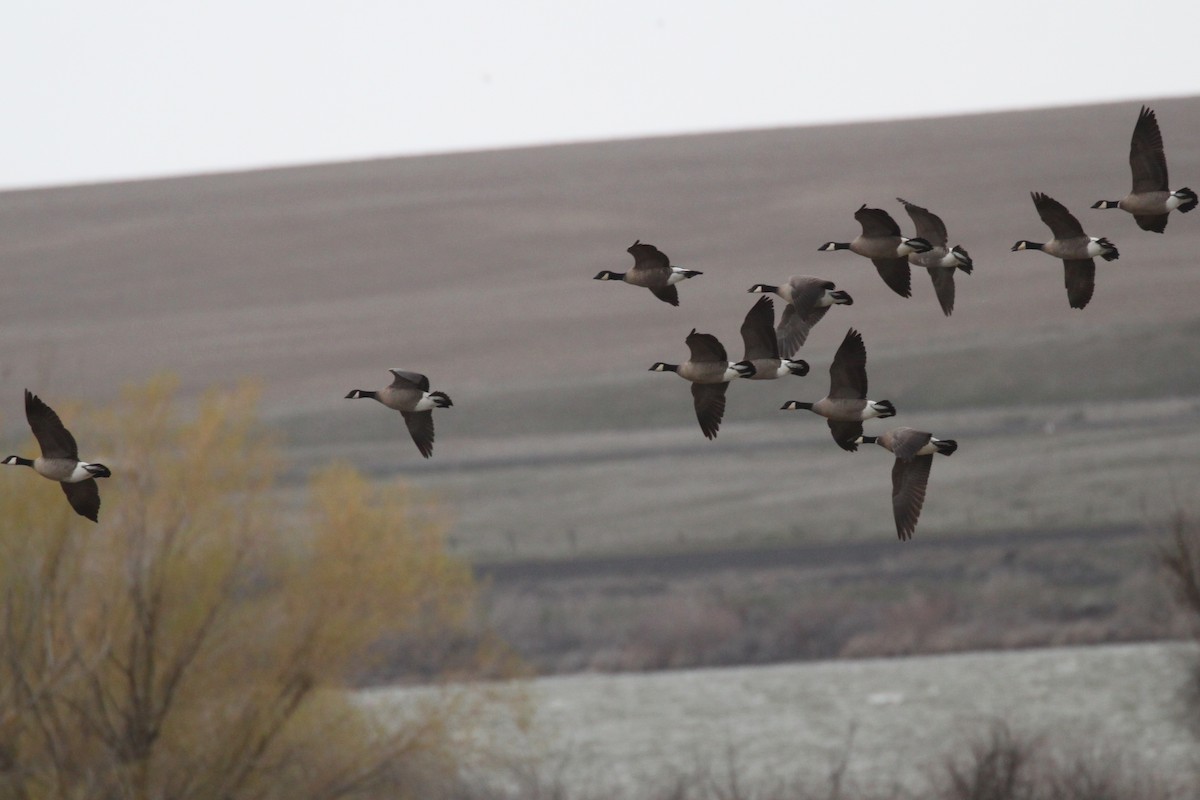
left=3, top=390, right=111, bottom=522
left=650, top=328, right=755, bottom=439
left=858, top=427, right=958, bottom=541
left=896, top=198, right=974, bottom=316
left=818, top=205, right=933, bottom=298
left=746, top=276, right=853, bottom=355
left=1012, top=192, right=1119, bottom=310
left=345, top=369, right=453, bottom=458
left=593, top=240, right=703, bottom=306
left=739, top=296, right=810, bottom=380
left=1092, top=106, right=1197, bottom=233
left=780, top=328, right=896, bottom=451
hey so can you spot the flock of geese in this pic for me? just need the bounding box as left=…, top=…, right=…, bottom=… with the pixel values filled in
left=598, top=104, right=1194, bottom=540
left=2, top=106, right=1194, bottom=542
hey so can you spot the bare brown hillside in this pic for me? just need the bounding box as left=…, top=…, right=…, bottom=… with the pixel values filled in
left=3, top=98, right=1200, bottom=558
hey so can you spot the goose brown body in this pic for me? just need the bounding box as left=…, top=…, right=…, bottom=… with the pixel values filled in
left=650, top=329, right=755, bottom=439
left=738, top=296, right=809, bottom=380
left=896, top=198, right=974, bottom=316
left=1012, top=192, right=1119, bottom=310
left=780, top=328, right=896, bottom=451
left=593, top=240, right=703, bottom=306
left=819, top=205, right=934, bottom=298
left=1092, top=106, right=1197, bottom=232
left=860, top=427, right=958, bottom=541
left=747, top=276, right=853, bottom=355
left=344, top=369, right=453, bottom=458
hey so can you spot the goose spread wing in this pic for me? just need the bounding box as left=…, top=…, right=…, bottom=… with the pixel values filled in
left=892, top=454, right=933, bottom=541
left=61, top=479, right=101, bottom=522
left=389, top=370, right=431, bottom=392
left=685, top=329, right=728, bottom=364
left=777, top=304, right=826, bottom=356
left=1032, top=192, right=1086, bottom=240
left=1129, top=106, right=1168, bottom=195
left=1063, top=259, right=1096, bottom=310
left=871, top=257, right=913, bottom=298
left=854, top=205, right=902, bottom=237
left=627, top=240, right=671, bottom=271
left=827, top=420, right=863, bottom=452
left=401, top=410, right=436, bottom=458
left=928, top=267, right=956, bottom=316
left=25, top=390, right=79, bottom=460
left=649, top=284, right=681, bottom=306
left=1134, top=213, right=1169, bottom=234
left=776, top=277, right=836, bottom=354
left=691, top=382, right=728, bottom=440
left=896, top=198, right=948, bottom=248
left=740, top=296, right=779, bottom=361
left=827, top=328, right=868, bottom=399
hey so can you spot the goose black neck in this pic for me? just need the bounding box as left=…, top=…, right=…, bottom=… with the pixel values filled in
left=346, top=389, right=377, bottom=400
left=4, top=456, right=33, bottom=468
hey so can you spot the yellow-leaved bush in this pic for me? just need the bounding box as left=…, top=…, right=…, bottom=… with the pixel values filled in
left=0, top=376, right=523, bottom=800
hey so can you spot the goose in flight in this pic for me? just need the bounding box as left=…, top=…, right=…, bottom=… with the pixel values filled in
left=345, top=369, right=453, bottom=458
left=594, top=240, right=703, bottom=306
left=3, top=390, right=111, bottom=522
left=650, top=328, right=755, bottom=439
left=1092, top=106, right=1196, bottom=233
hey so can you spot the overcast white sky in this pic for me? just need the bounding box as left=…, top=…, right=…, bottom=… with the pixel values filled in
left=5, top=1, right=1197, bottom=191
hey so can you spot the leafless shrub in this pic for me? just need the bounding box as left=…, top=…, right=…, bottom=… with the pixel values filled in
left=1155, top=508, right=1200, bottom=738
left=933, top=721, right=1178, bottom=800
left=486, top=532, right=1177, bottom=676
left=0, top=378, right=520, bottom=800
left=1158, top=510, right=1200, bottom=627
left=936, top=722, right=1038, bottom=800
left=624, top=595, right=743, bottom=670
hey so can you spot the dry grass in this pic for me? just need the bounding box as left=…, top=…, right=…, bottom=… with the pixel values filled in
left=416, top=720, right=1184, bottom=800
